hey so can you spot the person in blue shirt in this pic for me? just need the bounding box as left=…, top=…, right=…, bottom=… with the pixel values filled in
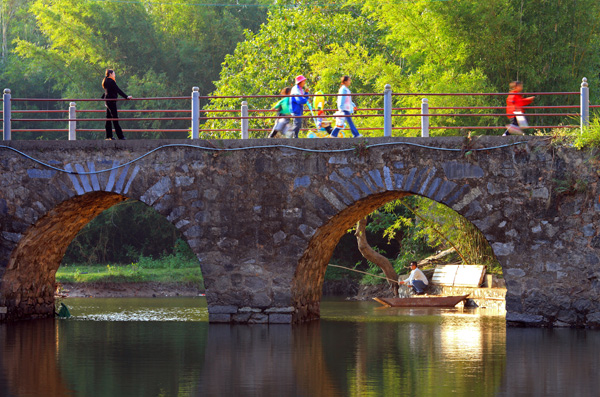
left=290, top=75, right=310, bottom=138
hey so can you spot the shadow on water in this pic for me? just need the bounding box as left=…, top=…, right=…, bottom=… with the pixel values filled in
left=0, top=298, right=599, bottom=396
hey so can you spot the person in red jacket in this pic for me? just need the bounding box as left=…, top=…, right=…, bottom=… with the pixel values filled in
left=504, top=81, right=535, bottom=136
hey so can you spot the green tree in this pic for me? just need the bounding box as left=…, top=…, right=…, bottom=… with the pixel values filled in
left=5, top=0, right=268, bottom=139
left=63, top=200, right=192, bottom=264
left=209, top=0, right=600, bottom=137
left=362, top=0, right=600, bottom=125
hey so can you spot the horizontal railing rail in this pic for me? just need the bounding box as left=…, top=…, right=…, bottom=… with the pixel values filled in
left=1, top=78, right=593, bottom=140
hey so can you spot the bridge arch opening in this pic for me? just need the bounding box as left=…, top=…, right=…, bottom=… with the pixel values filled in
left=292, top=191, right=501, bottom=322
left=0, top=191, right=202, bottom=321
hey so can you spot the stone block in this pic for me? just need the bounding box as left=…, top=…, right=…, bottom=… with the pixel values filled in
left=251, top=292, right=272, bottom=307
left=294, top=175, right=311, bottom=189
left=182, top=189, right=199, bottom=200
left=232, top=313, right=252, bottom=323
left=506, top=312, right=545, bottom=325
left=209, top=313, right=231, bottom=323
left=140, top=176, right=172, bottom=205
left=329, top=172, right=361, bottom=200
left=175, top=176, right=194, bottom=187
left=239, top=307, right=262, bottom=313
left=245, top=277, right=268, bottom=290
left=298, top=224, right=315, bottom=238
left=383, top=166, right=394, bottom=190
left=248, top=313, right=268, bottom=324
left=265, top=306, right=294, bottom=313
left=368, top=169, right=384, bottom=188
left=27, top=169, right=56, bottom=179
left=492, top=242, right=514, bottom=256
left=442, top=162, right=484, bottom=179
left=209, top=305, right=238, bottom=314
left=506, top=268, right=526, bottom=278
left=269, top=314, right=292, bottom=323
left=452, top=187, right=482, bottom=211
left=583, top=224, right=595, bottom=237
left=328, top=157, right=348, bottom=165
left=586, top=312, right=600, bottom=326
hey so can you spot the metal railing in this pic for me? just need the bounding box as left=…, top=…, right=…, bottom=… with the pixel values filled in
left=1, top=78, right=594, bottom=140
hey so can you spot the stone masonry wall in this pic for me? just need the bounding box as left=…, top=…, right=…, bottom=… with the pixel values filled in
left=1, top=137, right=599, bottom=327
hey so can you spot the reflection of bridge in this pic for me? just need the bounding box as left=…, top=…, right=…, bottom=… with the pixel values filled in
left=1, top=137, right=599, bottom=327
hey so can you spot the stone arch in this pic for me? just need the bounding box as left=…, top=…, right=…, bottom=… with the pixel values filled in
left=0, top=190, right=202, bottom=322
left=292, top=161, right=496, bottom=323
left=0, top=191, right=128, bottom=320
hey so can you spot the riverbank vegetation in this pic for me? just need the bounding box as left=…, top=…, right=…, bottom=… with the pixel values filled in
left=56, top=258, right=203, bottom=286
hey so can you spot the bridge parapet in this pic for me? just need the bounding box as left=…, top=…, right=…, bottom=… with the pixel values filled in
left=1, top=137, right=599, bottom=327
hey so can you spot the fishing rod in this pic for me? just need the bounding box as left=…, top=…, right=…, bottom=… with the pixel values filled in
left=327, top=264, right=400, bottom=285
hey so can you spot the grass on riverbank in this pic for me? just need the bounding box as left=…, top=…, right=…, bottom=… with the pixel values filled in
left=57, top=258, right=203, bottom=288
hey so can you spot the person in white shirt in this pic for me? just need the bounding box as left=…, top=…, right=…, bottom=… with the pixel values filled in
left=330, top=75, right=362, bottom=138
left=399, top=261, right=429, bottom=294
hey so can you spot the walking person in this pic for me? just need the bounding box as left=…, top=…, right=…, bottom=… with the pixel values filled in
left=268, top=87, right=292, bottom=138
left=290, top=75, right=310, bottom=138
left=330, top=75, right=362, bottom=138
left=102, top=69, right=132, bottom=140
left=503, top=80, right=534, bottom=136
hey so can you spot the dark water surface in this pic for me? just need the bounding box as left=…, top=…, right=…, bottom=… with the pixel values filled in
left=1, top=297, right=599, bottom=396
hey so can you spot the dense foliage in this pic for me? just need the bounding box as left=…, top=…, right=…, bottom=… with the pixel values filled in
left=1, top=0, right=268, bottom=139
left=63, top=200, right=196, bottom=264
left=206, top=0, right=600, bottom=138
left=3, top=0, right=596, bottom=272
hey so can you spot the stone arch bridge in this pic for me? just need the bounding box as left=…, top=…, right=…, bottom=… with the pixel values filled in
left=1, top=137, right=599, bottom=327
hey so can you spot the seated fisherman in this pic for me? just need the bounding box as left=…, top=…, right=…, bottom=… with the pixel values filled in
left=399, top=261, right=429, bottom=294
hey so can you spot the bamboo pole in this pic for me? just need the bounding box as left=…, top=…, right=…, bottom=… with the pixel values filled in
left=328, top=264, right=400, bottom=285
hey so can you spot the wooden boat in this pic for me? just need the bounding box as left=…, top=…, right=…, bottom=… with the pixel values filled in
left=373, top=294, right=470, bottom=308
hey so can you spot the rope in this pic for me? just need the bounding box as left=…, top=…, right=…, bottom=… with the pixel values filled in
left=0, top=140, right=530, bottom=175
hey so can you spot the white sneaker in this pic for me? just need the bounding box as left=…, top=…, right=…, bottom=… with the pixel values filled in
left=355, top=134, right=363, bottom=138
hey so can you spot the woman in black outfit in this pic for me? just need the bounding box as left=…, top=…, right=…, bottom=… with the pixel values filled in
left=102, top=69, right=132, bottom=140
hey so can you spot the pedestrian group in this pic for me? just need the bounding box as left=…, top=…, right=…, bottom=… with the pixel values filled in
left=100, top=69, right=534, bottom=140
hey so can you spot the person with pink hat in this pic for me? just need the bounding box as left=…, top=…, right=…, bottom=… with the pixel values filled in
left=290, top=74, right=310, bottom=138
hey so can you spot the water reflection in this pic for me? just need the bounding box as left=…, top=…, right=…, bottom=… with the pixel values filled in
left=198, top=323, right=341, bottom=396
left=0, top=319, right=73, bottom=397
left=497, top=328, right=600, bottom=396
left=0, top=298, right=597, bottom=396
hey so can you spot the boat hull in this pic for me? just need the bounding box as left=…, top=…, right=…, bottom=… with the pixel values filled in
left=373, top=294, right=469, bottom=308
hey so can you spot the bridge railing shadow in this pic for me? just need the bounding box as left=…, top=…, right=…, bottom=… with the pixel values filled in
left=1, top=79, right=594, bottom=140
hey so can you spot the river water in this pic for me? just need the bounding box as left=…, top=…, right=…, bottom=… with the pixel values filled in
left=0, top=297, right=599, bottom=396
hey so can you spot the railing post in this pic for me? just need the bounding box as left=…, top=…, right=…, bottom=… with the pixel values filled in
left=68, top=102, right=77, bottom=140
left=421, top=98, right=429, bottom=137
left=581, top=77, right=589, bottom=132
left=241, top=100, right=249, bottom=139
left=191, top=87, right=200, bottom=139
left=3, top=88, right=11, bottom=141
left=383, top=84, right=392, bottom=137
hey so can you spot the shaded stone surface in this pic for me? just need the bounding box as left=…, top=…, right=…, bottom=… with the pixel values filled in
left=1, top=137, right=600, bottom=327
